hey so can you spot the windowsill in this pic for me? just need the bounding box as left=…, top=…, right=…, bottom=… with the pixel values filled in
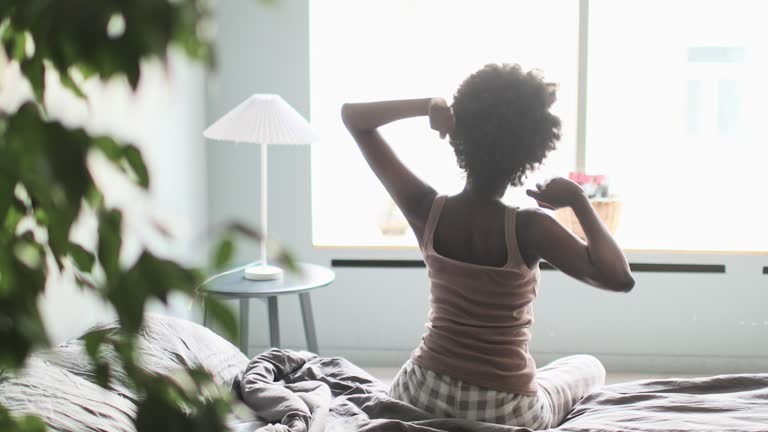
left=313, top=242, right=768, bottom=255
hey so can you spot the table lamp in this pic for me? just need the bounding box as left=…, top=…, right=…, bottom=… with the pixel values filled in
left=203, top=94, right=318, bottom=280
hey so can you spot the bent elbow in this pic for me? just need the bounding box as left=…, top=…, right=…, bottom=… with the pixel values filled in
left=340, top=103, right=353, bottom=128
left=341, top=103, right=373, bottom=133
left=614, top=275, right=635, bottom=293
left=597, top=273, right=635, bottom=293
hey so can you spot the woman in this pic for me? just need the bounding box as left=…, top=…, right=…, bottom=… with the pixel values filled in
left=341, top=63, right=634, bottom=429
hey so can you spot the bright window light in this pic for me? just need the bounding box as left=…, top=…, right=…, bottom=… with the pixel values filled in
left=586, top=0, right=768, bottom=251
left=310, top=0, right=579, bottom=247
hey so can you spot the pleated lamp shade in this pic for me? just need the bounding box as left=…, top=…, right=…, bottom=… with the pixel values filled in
left=203, top=94, right=318, bottom=145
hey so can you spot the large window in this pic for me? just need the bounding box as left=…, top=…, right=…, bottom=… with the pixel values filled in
left=586, top=0, right=768, bottom=251
left=311, top=0, right=767, bottom=252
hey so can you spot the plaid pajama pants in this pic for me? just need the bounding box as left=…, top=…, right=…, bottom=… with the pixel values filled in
left=389, top=355, right=605, bottom=430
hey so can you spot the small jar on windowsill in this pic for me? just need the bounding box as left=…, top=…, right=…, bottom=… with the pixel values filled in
left=379, top=199, right=408, bottom=237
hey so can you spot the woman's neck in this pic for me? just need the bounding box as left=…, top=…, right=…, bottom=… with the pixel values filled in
left=461, top=178, right=507, bottom=202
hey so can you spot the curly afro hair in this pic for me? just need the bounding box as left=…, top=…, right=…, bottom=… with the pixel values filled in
left=450, top=63, right=561, bottom=192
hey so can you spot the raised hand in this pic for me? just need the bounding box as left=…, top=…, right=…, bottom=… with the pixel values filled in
left=428, top=98, right=455, bottom=139
left=525, top=177, right=586, bottom=210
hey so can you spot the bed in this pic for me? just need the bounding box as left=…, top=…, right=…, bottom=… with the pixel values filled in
left=2, top=314, right=767, bottom=431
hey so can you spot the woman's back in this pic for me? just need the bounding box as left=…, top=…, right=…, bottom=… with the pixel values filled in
left=412, top=194, right=541, bottom=395
left=432, top=194, right=512, bottom=268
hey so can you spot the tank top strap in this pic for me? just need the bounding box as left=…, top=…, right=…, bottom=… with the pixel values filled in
left=421, top=194, right=447, bottom=250
left=504, top=206, right=527, bottom=268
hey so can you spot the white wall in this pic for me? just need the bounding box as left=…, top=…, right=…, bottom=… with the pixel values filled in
left=207, top=0, right=768, bottom=373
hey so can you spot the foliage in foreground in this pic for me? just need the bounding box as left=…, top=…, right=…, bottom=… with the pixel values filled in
left=0, top=1, right=280, bottom=430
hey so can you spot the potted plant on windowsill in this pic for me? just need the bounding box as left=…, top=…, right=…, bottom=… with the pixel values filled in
left=554, top=172, right=623, bottom=240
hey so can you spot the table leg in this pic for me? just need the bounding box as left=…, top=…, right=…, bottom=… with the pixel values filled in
left=240, top=298, right=250, bottom=356
left=299, top=293, right=318, bottom=354
left=268, top=296, right=281, bottom=348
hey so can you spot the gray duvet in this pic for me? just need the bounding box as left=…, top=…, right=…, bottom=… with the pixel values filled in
left=238, top=349, right=768, bottom=432
left=2, top=314, right=767, bottom=431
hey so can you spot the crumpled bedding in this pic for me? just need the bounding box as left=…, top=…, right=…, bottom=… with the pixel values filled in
left=238, top=349, right=768, bottom=432
left=3, top=314, right=767, bottom=432
left=561, top=374, right=768, bottom=432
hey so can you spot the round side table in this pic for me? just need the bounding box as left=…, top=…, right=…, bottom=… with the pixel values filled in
left=202, top=262, right=334, bottom=355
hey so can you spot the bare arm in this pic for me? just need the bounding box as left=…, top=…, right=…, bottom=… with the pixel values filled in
left=522, top=178, right=635, bottom=292
left=341, top=98, right=454, bottom=239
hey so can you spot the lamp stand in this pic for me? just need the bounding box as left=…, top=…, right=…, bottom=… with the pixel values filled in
left=244, top=142, right=283, bottom=281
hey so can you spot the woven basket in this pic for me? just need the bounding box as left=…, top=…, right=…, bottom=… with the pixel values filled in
left=554, top=198, right=623, bottom=240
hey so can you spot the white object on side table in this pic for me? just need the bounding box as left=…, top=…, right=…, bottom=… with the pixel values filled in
left=203, top=94, right=319, bottom=280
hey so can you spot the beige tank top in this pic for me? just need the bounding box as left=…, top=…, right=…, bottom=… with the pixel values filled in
left=411, top=195, right=541, bottom=395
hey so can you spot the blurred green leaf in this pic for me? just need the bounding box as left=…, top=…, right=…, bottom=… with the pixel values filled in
left=95, top=361, right=111, bottom=388
left=98, top=209, right=122, bottom=280
left=93, top=137, right=123, bottom=161
left=123, top=145, right=149, bottom=189
left=3, top=199, right=25, bottom=233
left=4, top=103, right=93, bottom=268
left=126, top=61, right=141, bottom=91
left=0, top=19, right=15, bottom=60
left=13, top=242, right=43, bottom=269
left=0, top=177, right=17, bottom=226
left=33, top=208, right=48, bottom=226
left=84, top=329, right=107, bottom=359
left=68, top=242, right=95, bottom=273
left=19, top=59, right=44, bottom=105
left=0, top=18, right=9, bottom=40
left=0, top=408, right=47, bottom=432
left=134, top=370, right=233, bottom=432
left=59, top=71, right=86, bottom=100
left=227, top=222, right=263, bottom=242
left=0, top=233, right=49, bottom=370
left=212, top=235, right=234, bottom=271
left=107, top=252, right=201, bottom=335
left=12, top=31, right=26, bottom=61
left=275, top=248, right=300, bottom=275
left=17, top=416, right=47, bottom=432
left=85, top=186, right=104, bottom=209
left=94, top=138, right=151, bottom=189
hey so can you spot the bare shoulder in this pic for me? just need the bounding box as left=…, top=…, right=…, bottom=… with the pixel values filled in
left=516, top=207, right=554, bottom=233
left=514, top=207, right=554, bottom=268
left=407, top=188, right=439, bottom=241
